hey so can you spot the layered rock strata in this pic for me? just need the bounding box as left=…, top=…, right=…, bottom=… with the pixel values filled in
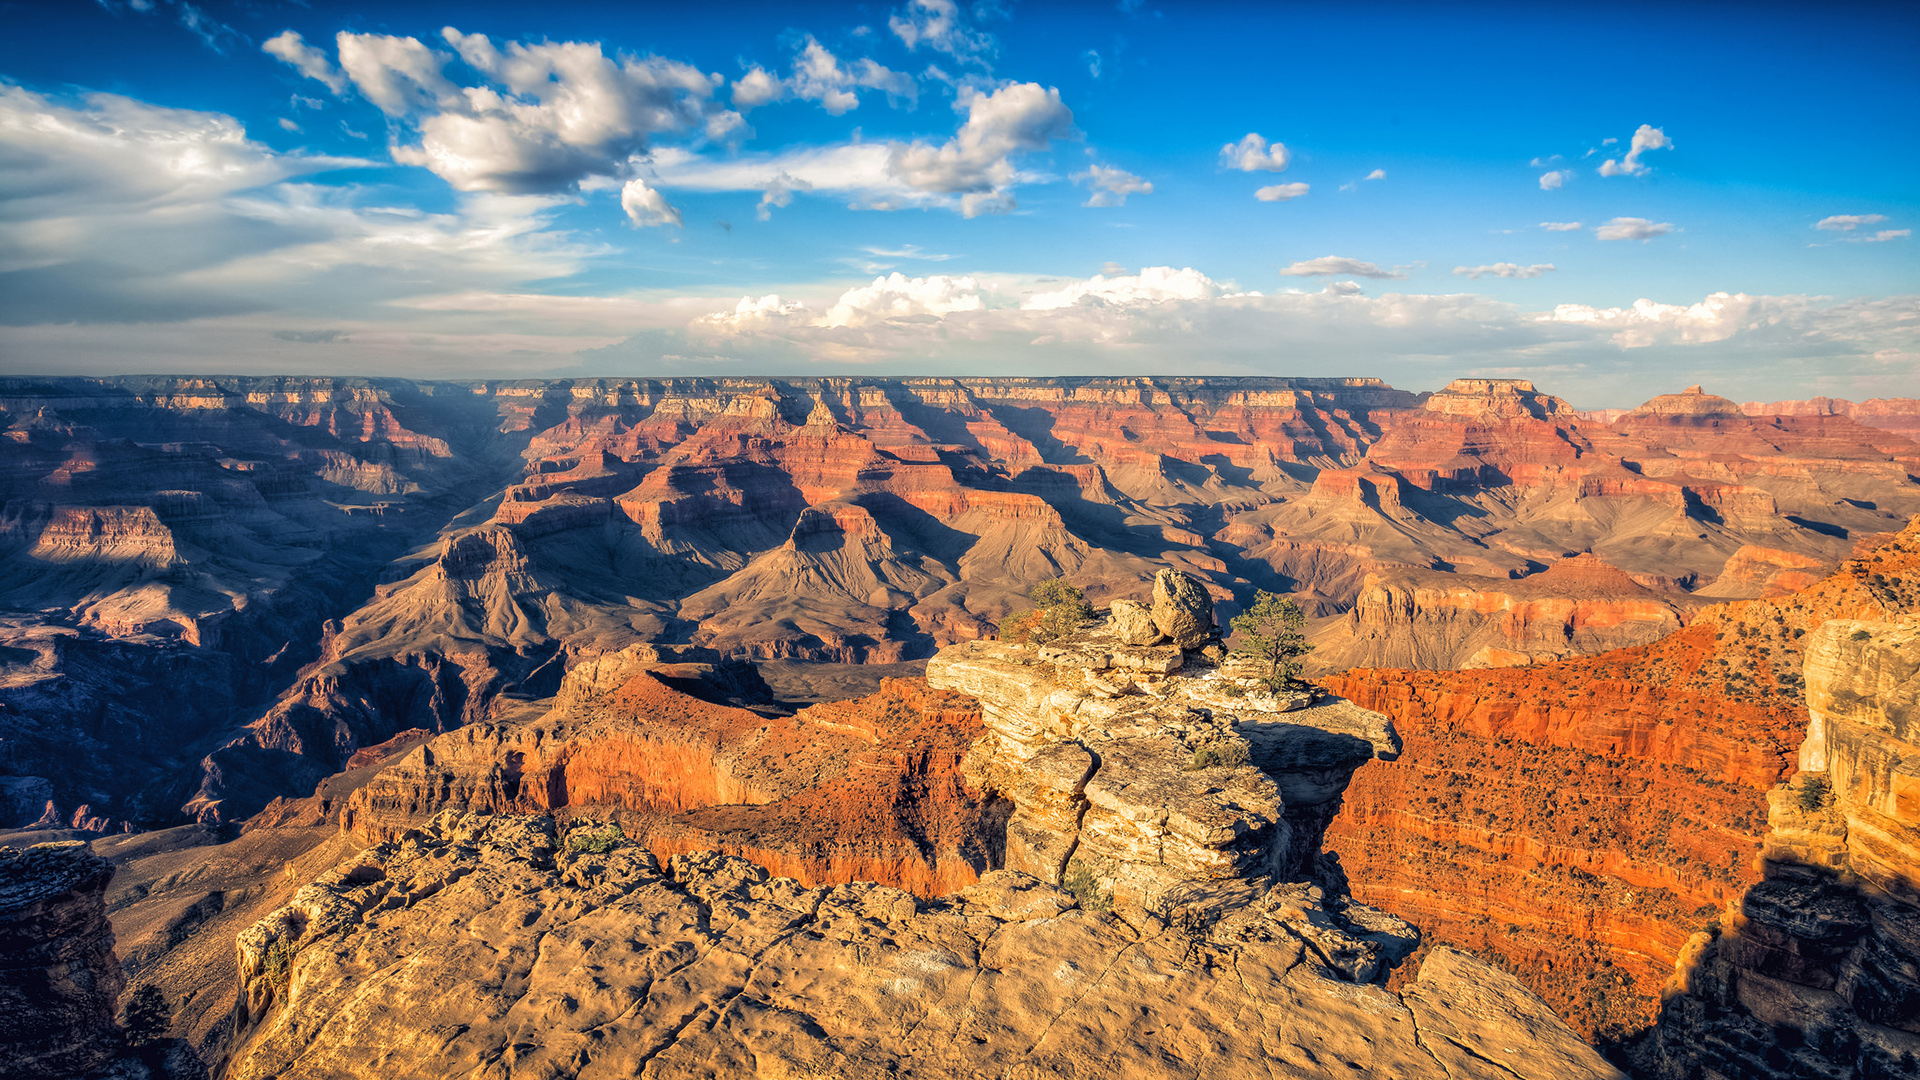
left=341, top=646, right=997, bottom=896
left=0, top=840, right=126, bottom=1079
left=1322, top=520, right=1920, bottom=1042
left=1629, top=613, right=1920, bottom=1078
left=223, top=811, right=1621, bottom=1080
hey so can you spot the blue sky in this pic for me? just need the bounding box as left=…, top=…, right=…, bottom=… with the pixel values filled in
left=0, top=0, right=1915, bottom=405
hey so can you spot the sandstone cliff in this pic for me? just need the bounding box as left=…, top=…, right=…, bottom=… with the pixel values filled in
left=1321, top=517, right=1920, bottom=1043
left=1628, top=611, right=1920, bottom=1078
left=0, top=840, right=125, bottom=1079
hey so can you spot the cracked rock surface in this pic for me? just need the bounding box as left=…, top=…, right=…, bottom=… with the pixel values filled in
left=228, top=811, right=1619, bottom=1080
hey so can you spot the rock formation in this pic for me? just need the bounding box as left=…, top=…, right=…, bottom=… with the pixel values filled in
left=4, top=375, right=1916, bottom=829
left=219, top=813, right=1619, bottom=1078
left=0, top=840, right=126, bottom=1079
left=1628, top=610, right=1920, bottom=1078
left=1321, top=518, right=1920, bottom=1042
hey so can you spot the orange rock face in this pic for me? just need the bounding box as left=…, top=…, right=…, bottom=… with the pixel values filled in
left=1322, top=521, right=1920, bottom=1042
left=345, top=666, right=997, bottom=897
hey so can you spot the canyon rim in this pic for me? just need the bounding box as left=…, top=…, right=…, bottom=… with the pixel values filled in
left=3, top=1, right=1918, bottom=1078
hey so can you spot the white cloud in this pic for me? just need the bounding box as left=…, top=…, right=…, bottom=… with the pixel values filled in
left=0, top=86, right=590, bottom=331
left=278, top=118, right=301, bottom=132
left=336, top=32, right=458, bottom=115
left=821, top=272, right=985, bottom=326
left=1454, top=263, right=1555, bottom=279
left=1540, top=221, right=1582, bottom=231
left=732, top=66, right=784, bottom=110
left=1364, top=168, right=1386, bottom=181
left=757, top=171, right=814, bottom=219
left=1541, top=292, right=1754, bottom=346
left=694, top=293, right=809, bottom=328
left=1594, top=216, right=1674, bottom=241
left=1279, top=256, right=1405, bottom=279
left=890, top=0, right=996, bottom=64
left=1255, top=182, right=1310, bottom=202
left=1022, top=266, right=1219, bottom=309
left=1597, top=124, right=1670, bottom=177
left=620, top=178, right=682, bottom=227
left=1862, top=229, right=1910, bottom=243
left=1220, top=132, right=1290, bottom=172
left=883, top=82, right=1073, bottom=214
left=319, top=28, right=737, bottom=196
left=262, top=30, right=347, bottom=95
left=789, top=36, right=916, bottom=115
left=1076, top=164, right=1152, bottom=207
left=1816, top=214, right=1888, bottom=232
left=1539, top=169, right=1571, bottom=190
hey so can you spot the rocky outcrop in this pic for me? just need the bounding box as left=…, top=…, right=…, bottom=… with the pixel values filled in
left=1151, top=565, right=1217, bottom=648
left=0, top=840, right=125, bottom=1079
left=1627, top=613, right=1920, bottom=1078
left=1742, top=395, right=1920, bottom=444
left=927, top=582, right=1398, bottom=922
left=223, top=811, right=1621, bottom=1080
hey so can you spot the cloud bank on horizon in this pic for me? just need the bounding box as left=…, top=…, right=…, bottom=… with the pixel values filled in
left=0, top=0, right=1915, bottom=407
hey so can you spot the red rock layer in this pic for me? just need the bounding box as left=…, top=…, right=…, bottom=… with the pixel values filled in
left=344, top=674, right=996, bottom=897
left=1323, top=519, right=1920, bottom=1042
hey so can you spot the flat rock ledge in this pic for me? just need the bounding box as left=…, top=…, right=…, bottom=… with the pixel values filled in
left=228, top=811, right=1621, bottom=1080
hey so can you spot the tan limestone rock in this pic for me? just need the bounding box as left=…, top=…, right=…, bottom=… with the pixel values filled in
left=1152, top=567, right=1216, bottom=649
left=1108, top=598, right=1164, bottom=645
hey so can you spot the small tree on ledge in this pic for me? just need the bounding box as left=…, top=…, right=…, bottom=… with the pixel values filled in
left=1230, top=590, right=1314, bottom=692
left=999, top=578, right=1095, bottom=645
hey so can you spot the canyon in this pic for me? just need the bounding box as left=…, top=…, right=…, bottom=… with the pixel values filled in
left=4, top=372, right=1919, bottom=1076
left=4, top=375, right=1915, bottom=834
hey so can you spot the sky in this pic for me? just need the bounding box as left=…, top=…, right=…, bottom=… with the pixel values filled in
left=0, top=0, right=1916, bottom=406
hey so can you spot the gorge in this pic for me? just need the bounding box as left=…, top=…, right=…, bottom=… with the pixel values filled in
left=2, top=373, right=1917, bottom=1078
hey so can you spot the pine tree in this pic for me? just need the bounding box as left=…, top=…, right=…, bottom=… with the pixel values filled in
left=121, top=984, right=169, bottom=1048
left=1229, top=590, right=1313, bottom=691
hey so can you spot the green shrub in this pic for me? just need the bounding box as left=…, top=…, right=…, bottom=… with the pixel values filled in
left=998, top=579, right=1094, bottom=645
left=120, top=984, right=170, bottom=1047
left=1061, top=857, right=1112, bottom=913
left=567, top=824, right=625, bottom=856
left=1850, top=629, right=1873, bottom=642
left=1186, top=741, right=1251, bottom=771
left=1796, top=774, right=1831, bottom=813
left=262, top=937, right=298, bottom=994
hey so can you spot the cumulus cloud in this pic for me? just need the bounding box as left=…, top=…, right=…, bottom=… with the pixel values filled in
left=1597, top=124, right=1670, bottom=177
left=1454, top=263, right=1555, bottom=279
left=694, top=293, right=809, bottom=328
left=262, top=31, right=347, bottom=94
left=1255, top=182, right=1310, bottom=202
left=732, top=66, right=784, bottom=110
left=1022, top=266, right=1219, bottom=309
left=1540, top=221, right=1582, bottom=231
left=1595, top=216, right=1674, bottom=241
left=788, top=36, right=916, bottom=115
left=1365, top=168, right=1386, bottom=181
left=1220, top=132, right=1290, bottom=172
left=890, top=0, right=997, bottom=64
left=1816, top=214, right=1888, bottom=232
left=822, top=272, right=985, bottom=326
left=1279, top=256, right=1406, bottom=279
left=883, top=82, right=1073, bottom=215
left=1076, top=164, right=1152, bottom=207
left=620, top=178, right=682, bottom=227
left=275, top=27, right=739, bottom=196
left=1541, top=292, right=1755, bottom=347
left=1539, top=169, right=1571, bottom=190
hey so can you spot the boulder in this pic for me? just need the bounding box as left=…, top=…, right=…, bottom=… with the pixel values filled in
left=1107, top=598, right=1164, bottom=645
left=1151, top=568, right=1216, bottom=649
